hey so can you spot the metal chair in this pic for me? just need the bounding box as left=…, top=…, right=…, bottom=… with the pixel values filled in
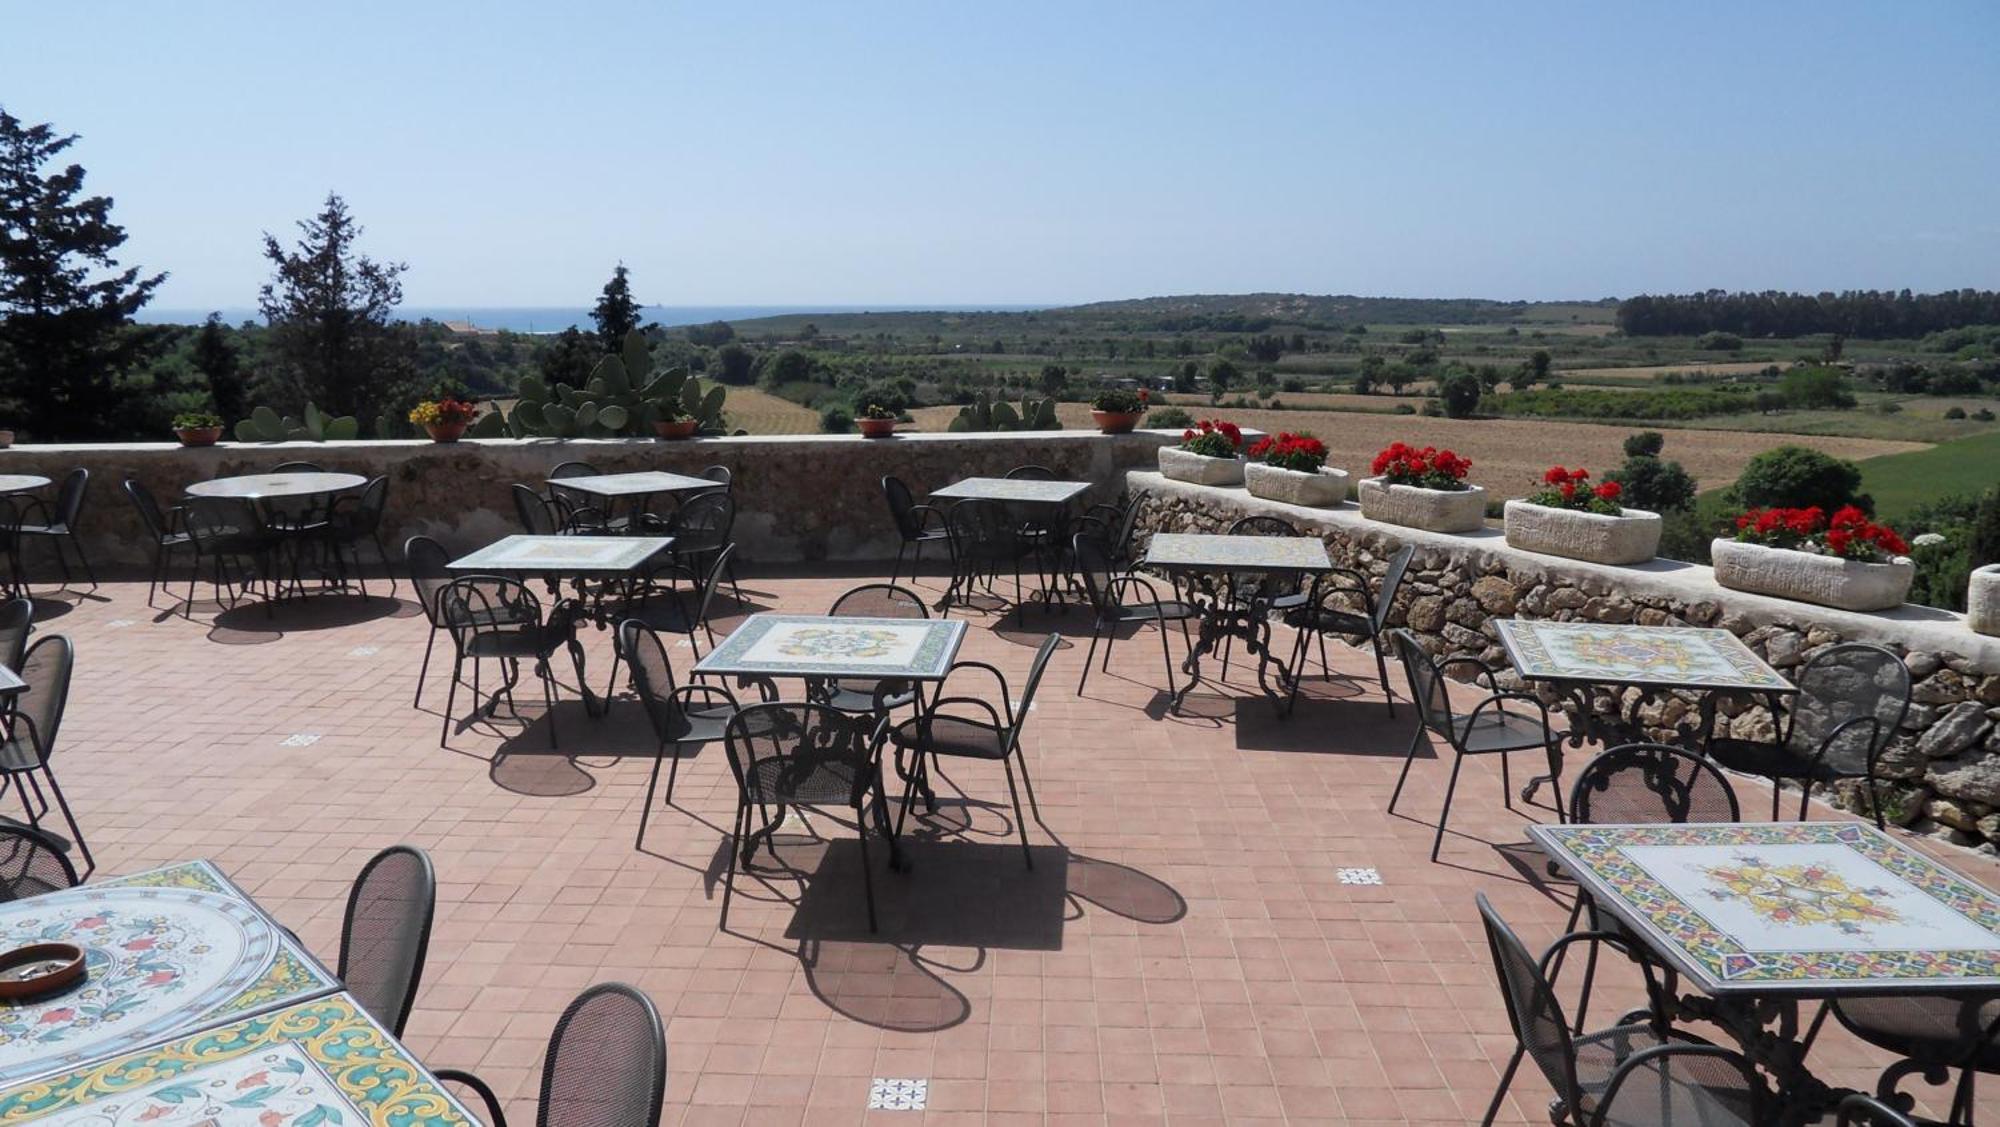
left=1073, top=498, right=1142, bottom=572
left=435, top=576, right=584, bottom=749
left=1387, top=629, right=1560, bottom=862
left=882, top=476, right=950, bottom=586
left=263, top=461, right=332, bottom=533
left=327, top=475, right=395, bottom=597
left=123, top=478, right=193, bottom=610
left=513, top=483, right=567, bottom=536
left=1827, top=995, right=2000, bottom=1124
left=0, top=499, right=24, bottom=599
left=618, top=619, right=757, bottom=846
left=889, top=633, right=1059, bottom=868
left=338, top=844, right=436, bottom=1038
left=821, top=583, right=928, bottom=715
left=439, top=982, right=667, bottom=1127
left=0, top=823, right=78, bottom=901
left=0, top=597, right=30, bottom=671
left=1282, top=542, right=1413, bottom=715
left=1704, top=642, right=1911, bottom=824
left=696, top=464, right=732, bottom=496
left=548, top=461, right=618, bottom=531
left=719, top=703, right=900, bottom=933
left=1217, top=515, right=1308, bottom=678
left=0, top=635, right=91, bottom=877
left=14, top=468, right=97, bottom=592
left=941, top=499, right=1027, bottom=617
left=1073, top=532, right=1198, bottom=698
left=1477, top=892, right=1763, bottom=1127
left=665, top=492, right=739, bottom=602
left=182, top=494, right=280, bottom=614
left=1837, top=1094, right=1921, bottom=1126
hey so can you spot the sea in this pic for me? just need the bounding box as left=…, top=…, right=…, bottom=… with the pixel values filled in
left=138, top=304, right=1046, bottom=333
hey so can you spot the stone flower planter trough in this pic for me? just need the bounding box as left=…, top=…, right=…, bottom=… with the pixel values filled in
left=1709, top=538, right=1914, bottom=612
left=1158, top=446, right=1245, bottom=487
left=1970, top=564, right=2000, bottom=636
left=1244, top=462, right=1350, bottom=507
left=1357, top=477, right=1487, bottom=533
left=1503, top=500, right=1661, bottom=565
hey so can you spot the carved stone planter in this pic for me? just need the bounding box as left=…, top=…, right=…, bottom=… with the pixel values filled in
left=1503, top=500, right=1661, bottom=565
left=1709, top=538, right=1914, bottom=612
left=1244, top=462, right=1350, bottom=507
left=1970, top=565, right=2000, bottom=636
left=1158, top=446, right=1245, bottom=487
left=1357, top=477, right=1487, bottom=533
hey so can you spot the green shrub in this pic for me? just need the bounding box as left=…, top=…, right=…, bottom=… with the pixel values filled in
left=1698, top=331, right=1744, bottom=351
left=1946, top=406, right=1969, bottom=419
left=1623, top=431, right=1665, bottom=458
left=1392, top=403, right=1415, bottom=415
left=820, top=405, right=853, bottom=433
left=1145, top=406, right=1195, bottom=429
left=1496, top=387, right=1755, bottom=421
left=1976, top=408, right=1997, bottom=422
left=1727, top=445, right=1869, bottom=512
left=1609, top=456, right=1698, bottom=513
left=1438, top=371, right=1482, bottom=418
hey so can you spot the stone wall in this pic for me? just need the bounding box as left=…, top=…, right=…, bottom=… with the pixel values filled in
left=0, top=430, right=1177, bottom=570
left=1126, top=470, right=2000, bottom=852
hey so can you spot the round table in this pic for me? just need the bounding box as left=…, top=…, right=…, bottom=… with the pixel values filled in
left=0, top=474, right=51, bottom=495
left=186, top=472, right=366, bottom=501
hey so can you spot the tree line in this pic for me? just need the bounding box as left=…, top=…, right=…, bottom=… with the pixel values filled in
left=1616, top=289, right=2000, bottom=339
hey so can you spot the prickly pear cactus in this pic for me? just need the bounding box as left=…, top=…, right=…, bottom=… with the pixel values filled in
left=947, top=391, right=1062, bottom=433
left=481, top=330, right=728, bottom=438
left=232, top=401, right=361, bottom=443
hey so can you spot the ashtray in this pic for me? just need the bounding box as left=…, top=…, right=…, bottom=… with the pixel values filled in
left=0, top=943, right=86, bottom=1002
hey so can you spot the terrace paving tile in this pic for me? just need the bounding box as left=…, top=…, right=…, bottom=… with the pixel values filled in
left=24, top=570, right=1998, bottom=1123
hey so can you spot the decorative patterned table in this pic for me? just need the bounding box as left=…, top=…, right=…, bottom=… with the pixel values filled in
left=1495, top=620, right=1794, bottom=805
left=547, top=470, right=717, bottom=532
left=1530, top=821, right=2000, bottom=1121
left=0, top=862, right=340, bottom=1090
left=928, top=477, right=1091, bottom=506
left=1141, top=533, right=1334, bottom=715
left=448, top=534, right=673, bottom=578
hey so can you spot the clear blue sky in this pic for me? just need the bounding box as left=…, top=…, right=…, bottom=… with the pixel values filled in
left=6, top=2, right=1997, bottom=309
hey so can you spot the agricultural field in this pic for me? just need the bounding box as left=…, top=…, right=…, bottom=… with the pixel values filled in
left=719, top=386, right=821, bottom=434
left=1857, top=430, right=2000, bottom=522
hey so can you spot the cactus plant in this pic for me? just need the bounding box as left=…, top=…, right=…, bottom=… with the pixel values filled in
left=471, top=330, right=726, bottom=439
left=233, top=401, right=360, bottom=443
left=947, top=391, right=1062, bottom=433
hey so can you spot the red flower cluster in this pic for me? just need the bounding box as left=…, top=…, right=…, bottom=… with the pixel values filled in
left=1370, top=442, right=1472, bottom=491
left=1180, top=419, right=1244, bottom=458
left=1529, top=465, right=1624, bottom=512
left=1247, top=431, right=1329, bottom=473
left=1733, top=505, right=1909, bottom=562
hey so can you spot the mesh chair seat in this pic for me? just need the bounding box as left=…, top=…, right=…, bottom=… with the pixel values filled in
left=0, top=739, right=41, bottom=772
left=1284, top=603, right=1370, bottom=634
left=1578, top=1027, right=1759, bottom=1123
left=1455, top=707, right=1557, bottom=753
left=462, top=621, right=573, bottom=660
left=889, top=714, right=1007, bottom=760
left=1832, top=994, right=2000, bottom=1071
left=0, top=825, right=78, bottom=900
left=823, top=679, right=917, bottom=713
left=1104, top=598, right=1201, bottom=624
left=661, top=702, right=736, bottom=746
left=1571, top=1022, right=1679, bottom=1108
left=744, top=752, right=867, bottom=807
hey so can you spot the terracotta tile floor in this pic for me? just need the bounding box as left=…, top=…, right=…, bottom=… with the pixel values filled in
left=26, top=567, right=1999, bottom=1124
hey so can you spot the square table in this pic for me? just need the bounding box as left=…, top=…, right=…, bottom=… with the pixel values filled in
left=1141, top=533, right=1334, bottom=714
left=0, top=861, right=340, bottom=1088
left=448, top=534, right=673, bottom=575
left=546, top=470, right=717, bottom=500
left=929, top=477, right=1091, bottom=506
left=0, top=993, right=480, bottom=1125
left=695, top=613, right=966, bottom=684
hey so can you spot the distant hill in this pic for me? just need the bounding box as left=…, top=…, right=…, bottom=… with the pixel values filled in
left=1062, top=293, right=1619, bottom=328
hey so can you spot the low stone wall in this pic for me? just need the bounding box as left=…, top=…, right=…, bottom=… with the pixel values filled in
left=1126, top=470, right=2000, bottom=851
left=0, top=430, right=1179, bottom=571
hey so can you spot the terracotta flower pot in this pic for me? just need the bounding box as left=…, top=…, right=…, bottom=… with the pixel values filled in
left=859, top=417, right=898, bottom=438
left=653, top=419, right=699, bottom=440
left=174, top=426, right=224, bottom=448
left=1357, top=478, right=1487, bottom=533
left=424, top=421, right=468, bottom=443
left=1091, top=409, right=1143, bottom=434
left=1503, top=500, right=1662, bottom=565
left=1709, top=538, right=1913, bottom=612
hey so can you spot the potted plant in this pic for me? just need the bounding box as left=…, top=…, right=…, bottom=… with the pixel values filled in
left=409, top=397, right=479, bottom=442
left=857, top=403, right=899, bottom=438
left=1712, top=505, right=1913, bottom=611
left=1090, top=386, right=1149, bottom=434
left=171, top=411, right=226, bottom=447
left=1158, top=419, right=1246, bottom=485
left=1503, top=465, right=1662, bottom=565
left=1244, top=431, right=1349, bottom=507
left=652, top=401, right=699, bottom=440
left=1970, top=564, right=2000, bottom=636
left=1357, top=442, right=1485, bottom=532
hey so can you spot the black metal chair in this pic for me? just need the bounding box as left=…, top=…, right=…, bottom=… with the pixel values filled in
left=942, top=499, right=1027, bottom=617
left=1837, top=1093, right=1922, bottom=1126
left=1073, top=532, right=1198, bottom=698
left=124, top=479, right=193, bottom=610
left=1216, top=515, right=1309, bottom=678
left=0, top=597, right=31, bottom=671
left=327, top=475, right=394, bottom=598
left=618, top=619, right=757, bottom=847
left=439, top=982, right=667, bottom=1127
left=548, top=461, right=621, bottom=531
left=1002, top=465, right=1067, bottom=598
left=338, top=844, right=436, bottom=1038
left=513, top=483, right=568, bottom=536
left=1704, top=642, right=1911, bottom=824
left=696, top=464, right=732, bottom=496
left=0, top=499, right=24, bottom=599
left=820, top=584, right=928, bottom=715
left=0, top=635, right=91, bottom=878
left=1282, top=542, right=1414, bottom=715
left=882, top=476, right=950, bottom=586
left=888, top=633, right=1059, bottom=868
left=182, top=495, right=280, bottom=615
left=263, top=461, right=333, bottom=534
left=435, top=576, right=584, bottom=749
left=15, top=468, right=97, bottom=592
left=0, top=823, right=78, bottom=900
left=1073, top=498, right=1142, bottom=572
left=719, top=703, right=900, bottom=933
left=1477, top=892, right=1764, bottom=1126
left=1387, top=629, right=1560, bottom=862
left=1826, top=995, right=2000, bottom=1124
left=663, top=492, right=738, bottom=596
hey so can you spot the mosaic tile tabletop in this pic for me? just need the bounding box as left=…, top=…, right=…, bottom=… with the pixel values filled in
left=0, top=993, right=479, bottom=1126
left=1496, top=619, right=1793, bottom=692
left=929, top=477, right=1091, bottom=504
left=0, top=477, right=51, bottom=496
left=448, top=534, right=673, bottom=573
left=1530, top=821, right=2000, bottom=995
left=695, top=614, right=967, bottom=680
left=547, top=470, right=716, bottom=497
left=0, top=861, right=339, bottom=1088
left=184, top=474, right=368, bottom=502
left=1143, top=533, right=1333, bottom=573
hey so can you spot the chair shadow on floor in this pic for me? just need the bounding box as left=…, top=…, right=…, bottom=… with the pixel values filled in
left=207, top=592, right=418, bottom=644
left=1234, top=691, right=1420, bottom=755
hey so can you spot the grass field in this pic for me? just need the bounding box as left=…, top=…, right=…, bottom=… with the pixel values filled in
left=1858, top=430, right=2000, bottom=520
left=721, top=387, right=823, bottom=434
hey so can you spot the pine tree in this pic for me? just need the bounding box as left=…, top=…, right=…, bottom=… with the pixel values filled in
left=190, top=313, right=247, bottom=423
left=257, top=193, right=411, bottom=422
left=591, top=264, right=643, bottom=348
left=0, top=107, right=167, bottom=439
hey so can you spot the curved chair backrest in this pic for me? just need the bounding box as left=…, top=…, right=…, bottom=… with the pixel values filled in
left=1388, top=629, right=1455, bottom=734
left=1009, top=634, right=1063, bottom=746
left=618, top=620, right=683, bottom=743
left=945, top=498, right=1012, bottom=558
left=0, top=824, right=78, bottom=901
left=1072, top=533, right=1119, bottom=615
left=669, top=492, right=735, bottom=543
left=828, top=583, right=928, bottom=621
left=1569, top=743, right=1740, bottom=826
left=1005, top=465, right=1056, bottom=481
left=183, top=495, right=265, bottom=546
left=513, top=483, right=562, bottom=535
left=548, top=461, right=599, bottom=481
left=690, top=545, right=736, bottom=628
left=1371, top=544, right=1417, bottom=630
left=0, top=597, right=32, bottom=671
left=1228, top=515, right=1297, bottom=537
left=537, top=982, right=668, bottom=1127
left=338, top=844, right=436, bottom=1038
left=123, top=478, right=173, bottom=540
left=404, top=536, right=453, bottom=626
left=882, top=476, right=924, bottom=540
left=437, top=577, right=540, bottom=647
left=1789, top=642, right=1911, bottom=776
left=271, top=461, right=323, bottom=474
left=723, top=702, right=880, bottom=806
left=13, top=634, right=74, bottom=767
left=51, top=468, right=88, bottom=527
left=353, top=476, right=389, bottom=528
left=699, top=465, right=731, bottom=487
left=1476, top=893, right=1581, bottom=1114
left=1110, top=498, right=1143, bottom=562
